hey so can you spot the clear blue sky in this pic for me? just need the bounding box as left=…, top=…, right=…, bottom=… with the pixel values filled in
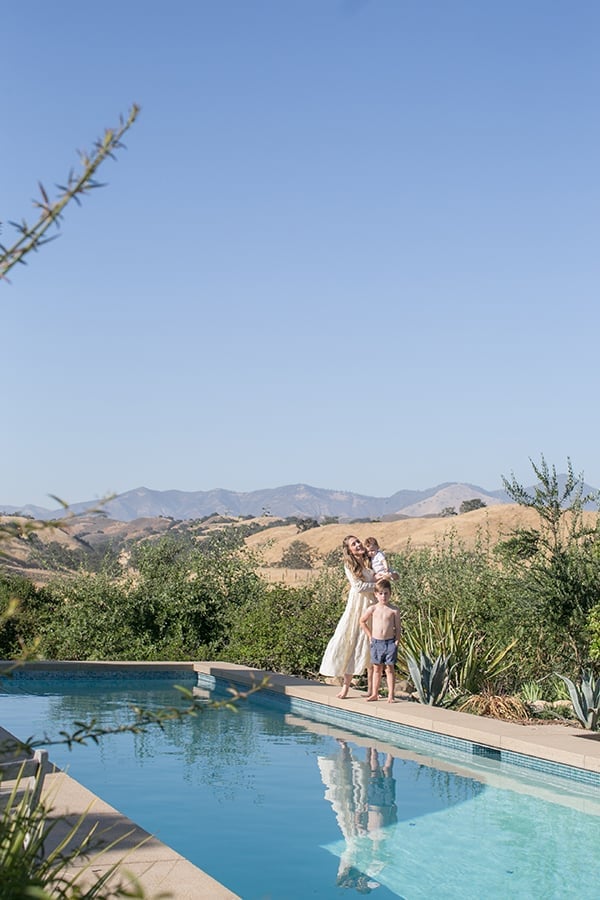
left=3, top=1, right=599, bottom=509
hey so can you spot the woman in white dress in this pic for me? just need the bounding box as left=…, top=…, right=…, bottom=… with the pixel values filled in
left=320, top=535, right=376, bottom=699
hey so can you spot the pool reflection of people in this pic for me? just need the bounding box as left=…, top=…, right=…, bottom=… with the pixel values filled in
left=318, top=739, right=398, bottom=893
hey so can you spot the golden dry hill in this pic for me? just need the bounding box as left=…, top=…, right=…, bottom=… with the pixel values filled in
left=246, top=505, right=598, bottom=584
left=2, top=505, right=597, bottom=585
left=246, top=505, right=570, bottom=563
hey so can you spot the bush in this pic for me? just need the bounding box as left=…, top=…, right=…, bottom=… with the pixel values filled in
left=499, top=455, right=600, bottom=672
left=399, top=603, right=517, bottom=698
left=388, top=522, right=600, bottom=688
left=589, top=603, right=600, bottom=661
left=223, top=569, right=346, bottom=677
left=34, top=535, right=264, bottom=661
left=0, top=575, right=48, bottom=657
left=389, top=532, right=522, bottom=687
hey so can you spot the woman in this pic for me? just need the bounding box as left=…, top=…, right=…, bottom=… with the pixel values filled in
left=319, top=535, right=376, bottom=699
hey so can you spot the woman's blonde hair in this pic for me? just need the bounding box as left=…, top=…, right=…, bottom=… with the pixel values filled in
left=342, top=534, right=369, bottom=577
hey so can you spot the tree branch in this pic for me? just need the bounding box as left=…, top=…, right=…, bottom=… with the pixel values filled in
left=1, top=104, right=140, bottom=283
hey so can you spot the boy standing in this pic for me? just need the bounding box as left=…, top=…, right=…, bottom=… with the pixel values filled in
left=360, top=579, right=401, bottom=703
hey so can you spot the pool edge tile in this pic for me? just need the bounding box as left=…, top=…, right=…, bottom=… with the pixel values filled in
left=194, top=663, right=600, bottom=783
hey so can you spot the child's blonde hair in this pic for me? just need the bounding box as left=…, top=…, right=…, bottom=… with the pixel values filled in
left=364, top=536, right=380, bottom=551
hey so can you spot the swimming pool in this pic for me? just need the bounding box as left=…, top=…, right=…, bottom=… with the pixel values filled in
left=2, top=670, right=600, bottom=899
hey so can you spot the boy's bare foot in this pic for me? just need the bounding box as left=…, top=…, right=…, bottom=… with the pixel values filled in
left=336, top=686, right=349, bottom=699
left=387, top=698, right=396, bottom=704
left=365, top=695, right=379, bottom=702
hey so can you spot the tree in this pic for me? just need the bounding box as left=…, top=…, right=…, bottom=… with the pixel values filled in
left=296, top=517, right=320, bottom=533
left=279, top=540, right=315, bottom=569
left=499, top=455, right=600, bottom=667
left=459, top=498, right=487, bottom=514
left=440, top=507, right=457, bottom=517
left=501, top=455, right=597, bottom=557
left=323, top=546, right=343, bottom=567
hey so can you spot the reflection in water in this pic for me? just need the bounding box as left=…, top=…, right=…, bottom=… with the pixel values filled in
left=319, top=740, right=398, bottom=894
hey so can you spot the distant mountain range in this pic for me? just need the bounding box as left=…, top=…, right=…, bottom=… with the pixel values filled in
left=0, top=482, right=510, bottom=522
left=2, top=478, right=597, bottom=524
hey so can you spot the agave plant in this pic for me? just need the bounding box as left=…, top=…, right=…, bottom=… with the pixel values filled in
left=406, top=651, right=452, bottom=706
left=556, top=670, right=600, bottom=730
left=399, top=604, right=516, bottom=698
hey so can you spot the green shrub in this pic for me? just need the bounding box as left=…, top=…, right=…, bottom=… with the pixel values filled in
left=223, top=569, right=346, bottom=677
left=499, top=456, right=600, bottom=671
left=36, top=535, right=265, bottom=661
left=0, top=575, right=48, bottom=657
left=588, top=603, right=600, bottom=661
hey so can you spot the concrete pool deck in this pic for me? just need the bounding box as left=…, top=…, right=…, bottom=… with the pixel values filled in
left=3, top=660, right=600, bottom=898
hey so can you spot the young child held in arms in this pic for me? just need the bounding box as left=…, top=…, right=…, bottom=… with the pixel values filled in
left=359, top=579, right=401, bottom=703
left=364, top=537, right=395, bottom=578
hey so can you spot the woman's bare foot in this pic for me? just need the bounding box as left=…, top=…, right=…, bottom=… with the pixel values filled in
left=387, top=697, right=396, bottom=704
left=365, top=694, right=379, bottom=702
left=336, top=686, right=349, bottom=699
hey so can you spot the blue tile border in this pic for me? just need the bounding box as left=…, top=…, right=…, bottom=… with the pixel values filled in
left=1, top=668, right=196, bottom=683
left=197, top=672, right=600, bottom=791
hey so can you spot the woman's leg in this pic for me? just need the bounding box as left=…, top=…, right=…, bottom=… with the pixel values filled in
left=336, top=673, right=353, bottom=699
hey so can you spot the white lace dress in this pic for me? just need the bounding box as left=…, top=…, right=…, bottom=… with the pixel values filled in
left=319, top=565, right=376, bottom=678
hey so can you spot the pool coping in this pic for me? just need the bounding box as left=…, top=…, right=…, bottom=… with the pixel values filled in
left=4, top=659, right=600, bottom=898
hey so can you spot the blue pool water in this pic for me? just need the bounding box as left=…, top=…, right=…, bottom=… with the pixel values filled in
left=2, top=671, right=600, bottom=899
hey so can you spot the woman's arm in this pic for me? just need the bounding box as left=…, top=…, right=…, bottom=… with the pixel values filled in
left=375, top=569, right=399, bottom=582
left=344, top=566, right=375, bottom=592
